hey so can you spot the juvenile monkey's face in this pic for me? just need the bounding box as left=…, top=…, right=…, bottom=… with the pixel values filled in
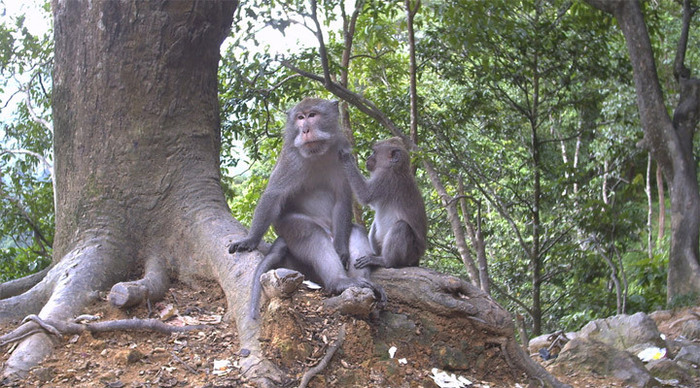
left=366, top=153, right=377, bottom=172
left=367, top=143, right=406, bottom=174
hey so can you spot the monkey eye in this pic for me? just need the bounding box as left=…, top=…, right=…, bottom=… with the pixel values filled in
left=297, top=114, right=305, bottom=120
left=308, top=112, right=316, bottom=118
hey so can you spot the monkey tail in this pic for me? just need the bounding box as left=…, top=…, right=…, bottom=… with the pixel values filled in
left=249, top=237, right=289, bottom=320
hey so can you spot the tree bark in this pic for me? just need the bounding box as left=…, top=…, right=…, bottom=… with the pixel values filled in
left=405, top=0, right=420, bottom=145
left=585, top=0, right=700, bottom=303
left=458, top=176, right=490, bottom=293
left=657, top=164, right=666, bottom=242
left=647, top=153, right=653, bottom=259
left=1, top=1, right=281, bottom=385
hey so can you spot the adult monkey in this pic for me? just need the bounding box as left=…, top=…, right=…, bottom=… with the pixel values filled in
left=229, top=98, right=385, bottom=319
left=339, top=137, right=427, bottom=269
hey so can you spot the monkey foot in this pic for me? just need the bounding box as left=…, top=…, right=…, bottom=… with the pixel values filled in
left=323, top=287, right=375, bottom=318
left=260, top=268, right=305, bottom=300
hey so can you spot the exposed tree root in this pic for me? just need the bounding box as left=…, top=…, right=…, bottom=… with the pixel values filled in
left=0, top=265, right=51, bottom=300
left=0, top=283, right=52, bottom=324
left=323, top=286, right=375, bottom=318
left=504, top=336, right=570, bottom=388
left=298, top=324, right=346, bottom=388
left=0, top=265, right=59, bottom=324
left=261, top=268, right=305, bottom=300
left=109, top=254, right=170, bottom=309
left=189, top=218, right=287, bottom=387
left=372, top=267, right=569, bottom=388
left=0, top=314, right=208, bottom=348
left=1, top=238, right=135, bottom=380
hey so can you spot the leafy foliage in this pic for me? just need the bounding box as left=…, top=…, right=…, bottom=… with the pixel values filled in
left=0, top=2, right=54, bottom=281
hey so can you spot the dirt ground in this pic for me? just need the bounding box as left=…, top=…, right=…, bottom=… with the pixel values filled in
left=0, top=281, right=693, bottom=387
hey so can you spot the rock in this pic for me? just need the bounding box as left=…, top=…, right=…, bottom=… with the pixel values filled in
left=578, top=312, right=665, bottom=351
left=674, top=343, right=700, bottom=365
left=681, top=320, right=700, bottom=341
left=646, top=359, right=694, bottom=386
left=114, top=348, right=144, bottom=364
left=552, top=338, right=654, bottom=388
left=30, top=367, right=54, bottom=383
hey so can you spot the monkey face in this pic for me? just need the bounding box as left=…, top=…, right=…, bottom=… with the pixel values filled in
left=292, top=114, right=335, bottom=158
left=366, top=153, right=377, bottom=172
left=288, top=99, right=340, bottom=158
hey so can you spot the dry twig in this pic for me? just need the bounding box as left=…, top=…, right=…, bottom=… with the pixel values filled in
left=298, top=324, right=347, bottom=388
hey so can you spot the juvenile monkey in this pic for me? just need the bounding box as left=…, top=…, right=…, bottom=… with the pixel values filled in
left=339, top=137, right=427, bottom=269
left=228, top=98, right=385, bottom=319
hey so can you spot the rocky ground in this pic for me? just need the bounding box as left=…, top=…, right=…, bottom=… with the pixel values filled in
left=0, top=280, right=697, bottom=387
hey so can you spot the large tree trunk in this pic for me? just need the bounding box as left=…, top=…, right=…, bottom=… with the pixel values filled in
left=585, top=0, right=700, bottom=303
left=0, top=1, right=280, bottom=384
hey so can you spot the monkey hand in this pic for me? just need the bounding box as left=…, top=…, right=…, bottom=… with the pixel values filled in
left=334, top=243, right=350, bottom=267
left=338, top=148, right=353, bottom=164
left=228, top=238, right=258, bottom=254
left=356, top=278, right=387, bottom=307
left=338, top=250, right=350, bottom=267
left=354, top=255, right=378, bottom=269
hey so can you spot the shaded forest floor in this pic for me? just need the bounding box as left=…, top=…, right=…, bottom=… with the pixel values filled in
left=0, top=280, right=687, bottom=387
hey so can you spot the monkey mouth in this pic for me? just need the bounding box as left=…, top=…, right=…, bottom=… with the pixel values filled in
left=303, top=141, right=326, bottom=154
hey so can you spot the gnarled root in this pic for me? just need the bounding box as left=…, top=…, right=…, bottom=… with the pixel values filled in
left=372, top=267, right=569, bottom=388
left=109, top=253, right=170, bottom=309
left=1, top=237, right=134, bottom=381
left=323, top=287, right=375, bottom=318
left=261, top=268, right=305, bottom=300
left=0, top=314, right=207, bottom=348
left=0, top=265, right=51, bottom=300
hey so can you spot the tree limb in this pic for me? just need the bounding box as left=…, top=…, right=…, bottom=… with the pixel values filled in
left=673, top=0, right=693, bottom=80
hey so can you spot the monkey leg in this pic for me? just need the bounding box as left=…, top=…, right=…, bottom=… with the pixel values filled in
left=358, top=220, right=418, bottom=269
left=347, top=225, right=372, bottom=279
left=276, top=215, right=385, bottom=304
left=347, top=225, right=387, bottom=306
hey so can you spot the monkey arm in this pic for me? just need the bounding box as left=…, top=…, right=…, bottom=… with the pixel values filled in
left=228, top=189, right=283, bottom=253
left=332, top=192, right=353, bottom=266
left=338, top=149, right=373, bottom=205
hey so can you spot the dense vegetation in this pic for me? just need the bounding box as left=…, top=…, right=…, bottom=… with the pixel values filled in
left=1, top=0, right=698, bottom=338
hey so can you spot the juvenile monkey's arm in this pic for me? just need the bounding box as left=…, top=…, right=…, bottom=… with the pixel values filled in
left=338, top=149, right=373, bottom=204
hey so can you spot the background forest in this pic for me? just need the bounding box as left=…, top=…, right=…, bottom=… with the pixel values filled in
left=1, top=0, right=698, bottom=340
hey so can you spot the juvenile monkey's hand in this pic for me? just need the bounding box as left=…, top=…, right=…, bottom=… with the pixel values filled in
left=354, top=255, right=378, bottom=269
left=338, top=148, right=353, bottom=164
left=228, top=238, right=258, bottom=254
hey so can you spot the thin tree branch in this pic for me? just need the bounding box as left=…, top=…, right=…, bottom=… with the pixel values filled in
left=24, top=71, right=53, bottom=132
left=673, top=0, right=693, bottom=80
left=298, top=324, right=346, bottom=388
